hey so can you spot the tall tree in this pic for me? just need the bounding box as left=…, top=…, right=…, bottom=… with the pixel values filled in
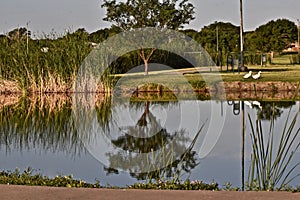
left=101, top=0, right=195, bottom=75
left=245, top=19, right=298, bottom=52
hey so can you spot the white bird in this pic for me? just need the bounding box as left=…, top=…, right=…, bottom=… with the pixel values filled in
left=252, top=101, right=262, bottom=110
left=244, top=101, right=253, bottom=108
left=41, top=47, right=49, bottom=53
left=90, top=42, right=98, bottom=48
left=252, top=71, right=262, bottom=79
left=243, top=71, right=252, bottom=79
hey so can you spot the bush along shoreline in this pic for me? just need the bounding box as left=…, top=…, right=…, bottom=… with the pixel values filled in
left=0, top=168, right=101, bottom=188
left=1, top=168, right=300, bottom=192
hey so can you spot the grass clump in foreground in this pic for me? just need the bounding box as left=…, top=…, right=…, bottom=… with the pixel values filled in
left=2, top=167, right=300, bottom=191
left=129, top=179, right=218, bottom=190
left=0, top=168, right=101, bottom=188
left=0, top=167, right=219, bottom=190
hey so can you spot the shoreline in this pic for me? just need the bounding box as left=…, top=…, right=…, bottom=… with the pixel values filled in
left=1, top=80, right=300, bottom=101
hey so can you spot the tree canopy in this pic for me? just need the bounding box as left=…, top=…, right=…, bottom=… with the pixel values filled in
left=101, top=0, right=195, bottom=30
left=245, top=19, right=298, bottom=52
left=101, top=0, right=196, bottom=75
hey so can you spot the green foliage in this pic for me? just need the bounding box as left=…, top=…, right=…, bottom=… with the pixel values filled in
left=101, top=0, right=196, bottom=75
left=1, top=18, right=299, bottom=93
left=88, top=26, right=122, bottom=43
left=246, top=107, right=300, bottom=191
left=110, top=49, right=194, bottom=74
left=0, top=167, right=101, bottom=188
left=101, top=0, right=195, bottom=30
left=223, top=182, right=240, bottom=191
left=245, top=19, right=298, bottom=52
left=0, top=28, right=92, bottom=92
left=0, top=167, right=218, bottom=190
left=187, top=19, right=298, bottom=65
left=186, top=21, right=240, bottom=65
left=129, top=179, right=218, bottom=190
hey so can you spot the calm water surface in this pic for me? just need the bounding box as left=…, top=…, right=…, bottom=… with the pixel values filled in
left=1, top=95, right=299, bottom=188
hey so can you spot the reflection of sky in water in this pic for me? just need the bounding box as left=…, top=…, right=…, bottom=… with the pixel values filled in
left=0, top=101, right=300, bottom=188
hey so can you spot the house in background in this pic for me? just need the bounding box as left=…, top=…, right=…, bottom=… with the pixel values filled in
left=282, top=42, right=300, bottom=53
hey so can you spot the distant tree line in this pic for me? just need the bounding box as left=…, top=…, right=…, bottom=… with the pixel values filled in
left=88, top=18, right=298, bottom=66
left=0, top=18, right=298, bottom=82
left=183, top=19, right=298, bottom=65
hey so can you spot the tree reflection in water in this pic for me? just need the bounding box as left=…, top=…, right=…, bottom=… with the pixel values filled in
left=257, top=101, right=296, bottom=121
left=103, top=100, right=201, bottom=181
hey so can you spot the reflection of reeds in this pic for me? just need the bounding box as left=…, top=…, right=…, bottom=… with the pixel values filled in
left=247, top=108, right=300, bottom=191
left=0, top=94, right=20, bottom=107
left=0, top=95, right=82, bottom=155
left=28, top=94, right=72, bottom=112
left=0, top=79, right=21, bottom=94
left=0, top=91, right=113, bottom=156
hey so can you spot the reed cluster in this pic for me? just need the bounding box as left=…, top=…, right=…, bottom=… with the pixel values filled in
left=247, top=108, right=300, bottom=191
left=0, top=30, right=92, bottom=93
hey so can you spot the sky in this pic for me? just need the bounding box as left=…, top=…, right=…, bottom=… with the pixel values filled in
left=0, top=0, right=299, bottom=36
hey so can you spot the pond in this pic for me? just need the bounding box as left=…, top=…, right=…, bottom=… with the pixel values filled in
left=0, top=94, right=300, bottom=189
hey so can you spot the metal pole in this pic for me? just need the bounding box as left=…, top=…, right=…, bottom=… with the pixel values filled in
left=241, top=101, right=245, bottom=191
left=26, top=22, right=29, bottom=54
left=297, top=19, right=300, bottom=54
left=240, top=0, right=244, bottom=72
left=217, top=26, right=219, bottom=54
left=217, top=26, right=219, bottom=68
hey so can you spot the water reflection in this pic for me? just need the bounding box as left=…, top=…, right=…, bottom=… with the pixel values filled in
left=227, top=100, right=296, bottom=119
left=246, top=105, right=300, bottom=191
left=0, top=94, right=299, bottom=188
left=103, top=100, right=200, bottom=180
left=0, top=95, right=84, bottom=155
left=227, top=100, right=299, bottom=190
left=74, top=92, right=218, bottom=179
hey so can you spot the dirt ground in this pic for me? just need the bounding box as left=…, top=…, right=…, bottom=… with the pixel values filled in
left=1, top=185, right=300, bottom=200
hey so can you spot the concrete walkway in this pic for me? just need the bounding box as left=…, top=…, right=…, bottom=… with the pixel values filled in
left=1, top=185, right=300, bottom=200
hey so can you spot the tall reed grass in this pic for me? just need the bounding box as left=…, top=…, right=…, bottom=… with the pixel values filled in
left=0, top=30, right=92, bottom=93
left=246, top=107, right=300, bottom=191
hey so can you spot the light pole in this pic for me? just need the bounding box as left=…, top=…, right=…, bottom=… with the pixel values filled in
left=216, top=26, right=219, bottom=67
left=26, top=21, right=30, bottom=54
left=241, top=101, right=245, bottom=191
left=240, top=0, right=244, bottom=72
left=240, top=1, right=245, bottom=190
left=297, top=19, right=300, bottom=54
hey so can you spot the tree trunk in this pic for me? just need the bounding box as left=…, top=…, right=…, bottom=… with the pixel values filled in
left=139, top=48, right=156, bottom=76
left=144, top=60, right=149, bottom=76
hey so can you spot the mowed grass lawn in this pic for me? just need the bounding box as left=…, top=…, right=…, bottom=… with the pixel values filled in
left=221, top=64, right=300, bottom=82
left=113, top=64, right=300, bottom=89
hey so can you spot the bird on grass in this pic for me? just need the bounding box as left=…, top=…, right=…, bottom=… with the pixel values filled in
left=252, top=71, right=262, bottom=80
left=41, top=47, right=49, bottom=53
left=243, top=71, right=252, bottom=79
